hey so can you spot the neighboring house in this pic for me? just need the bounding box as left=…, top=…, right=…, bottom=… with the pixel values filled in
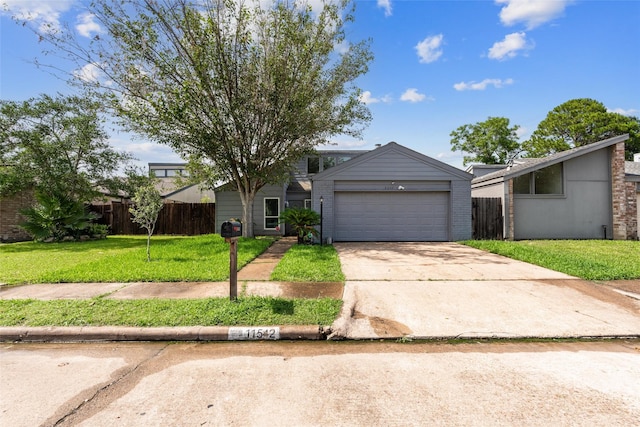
left=0, top=190, right=33, bottom=242
left=215, top=142, right=473, bottom=242
left=626, top=159, right=640, bottom=236
left=149, top=163, right=216, bottom=203
left=471, top=134, right=637, bottom=240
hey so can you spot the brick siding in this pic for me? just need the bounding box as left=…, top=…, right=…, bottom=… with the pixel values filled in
left=610, top=142, right=628, bottom=240
left=625, top=181, right=638, bottom=240
left=0, top=191, right=34, bottom=242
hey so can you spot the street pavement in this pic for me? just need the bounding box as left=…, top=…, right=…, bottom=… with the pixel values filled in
left=2, top=340, right=640, bottom=427
left=1, top=240, right=639, bottom=341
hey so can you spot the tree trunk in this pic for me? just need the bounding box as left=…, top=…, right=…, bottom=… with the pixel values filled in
left=238, top=189, right=256, bottom=238
left=146, top=231, right=151, bottom=262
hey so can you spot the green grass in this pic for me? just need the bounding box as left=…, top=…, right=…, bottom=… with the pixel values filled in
left=0, top=234, right=273, bottom=285
left=270, top=244, right=345, bottom=282
left=463, top=239, right=640, bottom=280
left=0, top=297, right=342, bottom=327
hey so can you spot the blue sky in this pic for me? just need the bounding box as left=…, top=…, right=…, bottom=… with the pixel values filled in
left=1, top=0, right=639, bottom=170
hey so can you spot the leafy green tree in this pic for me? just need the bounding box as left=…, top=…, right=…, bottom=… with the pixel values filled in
left=20, top=192, right=98, bottom=242
left=523, top=98, right=640, bottom=159
left=0, top=94, right=133, bottom=203
left=450, top=117, right=522, bottom=166
left=279, top=207, right=320, bottom=244
left=32, top=0, right=372, bottom=237
left=129, top=184, right=164, bottom=262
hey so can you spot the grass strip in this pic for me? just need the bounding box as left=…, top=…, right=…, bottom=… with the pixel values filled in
left=463, top=240, right=640, bottom=280
left=0, top=297, right=342, bottom=327
left=0, top=235, right=272, bottom=285
left=271, top=244, right=345, bottom=282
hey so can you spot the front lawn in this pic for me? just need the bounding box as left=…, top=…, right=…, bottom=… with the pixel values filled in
left=0, top=234, right=273, bottom=285
left=463, top=240, right=640, bottom=280
left=271, top=244, right=345, bottom=282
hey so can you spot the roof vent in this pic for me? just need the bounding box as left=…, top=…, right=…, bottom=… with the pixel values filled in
left=375, top=144, right=382, bottom=148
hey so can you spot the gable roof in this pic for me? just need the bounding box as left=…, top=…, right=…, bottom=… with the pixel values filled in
left=473, top=134, right=630, bottom=184
left=312, top=141, right=472, bottom=181
left=626, top=161, right=640, bottom=182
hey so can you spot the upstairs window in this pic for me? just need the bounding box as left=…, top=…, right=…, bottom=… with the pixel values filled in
left=307, top=157, right=319, bottom=174
left=514, top=163, right=563, bottom=195
left=323, top=156, right=336, bottom=170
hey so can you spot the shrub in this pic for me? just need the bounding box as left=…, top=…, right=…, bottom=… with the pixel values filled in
left=279, top=207, right=320, bottom=244
left=20, top=192, right=98, bottom=242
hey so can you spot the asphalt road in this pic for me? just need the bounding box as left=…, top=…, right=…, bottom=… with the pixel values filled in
left=2, top=340, right=639, bottom=426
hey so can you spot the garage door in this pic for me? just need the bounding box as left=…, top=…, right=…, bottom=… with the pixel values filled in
left=334, top=192, right=449, bottom=241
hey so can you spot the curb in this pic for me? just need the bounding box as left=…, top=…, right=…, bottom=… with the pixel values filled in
left=0, top=325, right=328, bottom=342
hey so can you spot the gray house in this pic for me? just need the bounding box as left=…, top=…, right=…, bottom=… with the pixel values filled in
left=215, top=142, right=473, bottom=242
left=471, top=134, right=637, bottom=240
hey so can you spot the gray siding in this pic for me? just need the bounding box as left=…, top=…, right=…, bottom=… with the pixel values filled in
left=215, top=185, right=286, bottom=236
left=313, top=143, right=472, bottom=242
left=451, top=179, right=472, bottom=240
left=318, top=150, right=463, bottom=181
left=514, top=149, right=612, bottom=239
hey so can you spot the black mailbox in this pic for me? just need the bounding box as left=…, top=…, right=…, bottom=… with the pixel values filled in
left=221, top=220, right=242, bottom=238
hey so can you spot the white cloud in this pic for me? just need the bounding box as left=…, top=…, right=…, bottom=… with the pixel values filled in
left=608, top=107, right=639, bottom=117
left=400, top=88, right=430, bottom=103
left=76, top=12, right=102, bottom=38
left=488, top=32, right=533, bottom=60
left=359, top=91, right=391, bottom=105
left=73, top=63, right=103, bottom=83
left=378, top=0, right=392, bottom=17
left=334, top=40, right=350, bottom=55
left=496, top=0, right=570, bottom=30
left=415, top=34, right=444, bottom=64
left=453, top=78, right=514, bottom=91
left=1, top=0, right=74, bottom=33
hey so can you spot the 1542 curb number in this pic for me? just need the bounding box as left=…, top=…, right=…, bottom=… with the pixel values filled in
left=228, top=327, right=280, bottom=341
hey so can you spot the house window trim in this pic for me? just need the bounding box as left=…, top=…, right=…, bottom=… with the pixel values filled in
left=304, top=199, right=312, bottom=209
left=264, top=197, right=280, bottom=230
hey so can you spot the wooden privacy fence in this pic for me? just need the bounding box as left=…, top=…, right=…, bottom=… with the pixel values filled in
left=91, top=202, right=216, bottom=235
left=472, top=197, right=503, bottom=240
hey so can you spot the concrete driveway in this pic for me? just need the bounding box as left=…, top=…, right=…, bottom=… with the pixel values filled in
left=330, top=242, right=640, bottom=340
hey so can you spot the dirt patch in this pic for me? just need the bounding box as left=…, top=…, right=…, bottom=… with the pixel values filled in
left=351, top=309, right=413, bottom=337
left=539, top=279, right=640, bottom=314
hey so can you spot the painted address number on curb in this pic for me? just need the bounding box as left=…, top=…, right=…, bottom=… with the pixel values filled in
left=228, top=327, right=280, bottom=340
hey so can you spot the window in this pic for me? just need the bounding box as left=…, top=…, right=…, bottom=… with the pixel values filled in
left=323, top=156, right=336, bottom=170
left=513, top=174, right=531, bottom=194
left=513, top=163, right=563, bottom=195
left=307, top=157, right=319, bottom=174
left=535, top=163, right=563, bottom=194
left=264, top=198, right=280, bottom=229
left=304, top=199, right=311, bottom=209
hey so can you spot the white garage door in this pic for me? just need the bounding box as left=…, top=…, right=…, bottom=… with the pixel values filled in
left=334, top=192, right=449, bottom=241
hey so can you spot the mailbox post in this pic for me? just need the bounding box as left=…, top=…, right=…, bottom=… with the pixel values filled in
left=221, top=220, right=242, bottom=301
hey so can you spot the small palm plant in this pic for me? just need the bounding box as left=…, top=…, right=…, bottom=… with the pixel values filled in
left=279, top=207, right=320, bottom=244
left=20, top=192, right=97, bottom=241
